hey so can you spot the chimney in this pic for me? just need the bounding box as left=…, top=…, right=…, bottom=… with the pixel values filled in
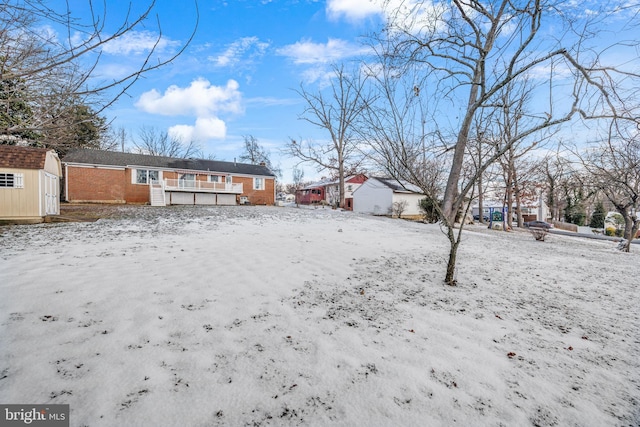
left=259, top=161, right=266, bottom=166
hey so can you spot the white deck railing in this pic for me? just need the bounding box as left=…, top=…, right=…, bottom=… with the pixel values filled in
left=162, top=179, right=243, bottom=194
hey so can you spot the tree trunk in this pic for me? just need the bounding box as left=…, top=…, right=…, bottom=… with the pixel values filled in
left=444, top=227, right=460, bottom=286
left=478, top=176, right=484, bottom=223
left=442, top=78, right=480, bottom=222
left=338, top=152, right=345, bottom=208
left=621, top=213, right=634, bottom=252
left=506, top=171, right=513, bottom=229
left=514, top=177, right=524, bottom=228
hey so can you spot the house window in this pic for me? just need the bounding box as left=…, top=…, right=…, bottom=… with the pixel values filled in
left=209, top=175, right=219, bottom=183
left=254, top=177, right=264, bottom=190
left=135, top=169, right=159, bottom=184
left=347, top=184, right=353, bottom=191
left=226, top=176, right=232, bottom=184
left=0, top=173, right=24, bottom=188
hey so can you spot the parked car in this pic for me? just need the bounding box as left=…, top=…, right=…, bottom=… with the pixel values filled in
left=524, top=220, right=553, bottom=229
left=473, top=214, right=490, bottom=221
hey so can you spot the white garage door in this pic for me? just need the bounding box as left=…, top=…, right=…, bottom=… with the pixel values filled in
left=195, top=193, right=216, bottom=205
left=216, top=194, right=236, bottom=205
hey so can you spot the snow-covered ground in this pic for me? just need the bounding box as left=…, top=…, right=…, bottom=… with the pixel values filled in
left=1, top=205, right=638, bottom=426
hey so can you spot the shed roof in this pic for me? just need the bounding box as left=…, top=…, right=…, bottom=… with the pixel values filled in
left=301, top=174, right=368, bottom=190
left=63, top=149, right=276, bottom=177
left=374, top=177, right=424, bottom=194
left=0, top=145, right=52, bottom=170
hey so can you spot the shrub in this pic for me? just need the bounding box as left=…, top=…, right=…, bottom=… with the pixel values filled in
left=419, top=197, right=441, bottom=223
left=529, top=228, right=548, bottom=241
left=392, top=200, right=409, bottom=218
left=590, top=202, right=606, bottom=228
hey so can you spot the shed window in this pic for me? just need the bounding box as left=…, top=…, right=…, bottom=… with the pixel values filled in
left=0, top=173, right=23, bottom=188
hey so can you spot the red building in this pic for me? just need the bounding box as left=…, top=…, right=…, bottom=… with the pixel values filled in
left=295, top=174, right=368, bottom=209
left=295, top=185, right=325, bottom=205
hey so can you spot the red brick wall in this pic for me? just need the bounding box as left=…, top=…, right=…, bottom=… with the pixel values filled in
left=66, top=166, right=127, bottom=203
left=234, top=176, right=275, bottom=205
left=66, top=166, right=274, bottom=205
left=124, top=169, right=151, bottom=204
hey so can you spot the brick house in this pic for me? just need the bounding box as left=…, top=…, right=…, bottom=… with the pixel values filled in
left=0, top=145, right=62, bottom=222
left=62, top=149, right=276, bottom=206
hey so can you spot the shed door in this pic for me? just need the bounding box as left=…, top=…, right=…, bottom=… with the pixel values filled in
left=44, top=172, right=58, bottom=215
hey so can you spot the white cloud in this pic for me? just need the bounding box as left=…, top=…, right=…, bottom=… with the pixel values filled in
left=168, top=117, right=227, bottom=142
left=277, top=38, right=369, bottom=64
left=101, top=30, right=180, bottom=55
left=383, top=0, right=447, bottom=35
left=300, top=68, right=336, bottom=86
left=135, top=78, right=242, bottom=117
left=137, top=79, right=243, bottom=142
left=326, top=0, right=383, bottom=21
left=210, top=36, right=269, bottom=68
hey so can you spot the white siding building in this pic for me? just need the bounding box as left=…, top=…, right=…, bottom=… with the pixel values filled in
left=353, top=177, right=425, bottom=218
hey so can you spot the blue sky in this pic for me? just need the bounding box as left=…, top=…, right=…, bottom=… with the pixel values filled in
left=55, top=1, right=638, bottom=183
left=64, top=0, right=387, bottom=182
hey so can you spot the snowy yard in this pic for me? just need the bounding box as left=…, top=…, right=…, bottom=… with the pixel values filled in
left=1, top=205, right=638, bottom=426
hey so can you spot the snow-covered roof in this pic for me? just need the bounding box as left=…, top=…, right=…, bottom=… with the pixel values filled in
left=301, top=175, right=366, bottom=190
left=371, top=177, right=424, bottom=194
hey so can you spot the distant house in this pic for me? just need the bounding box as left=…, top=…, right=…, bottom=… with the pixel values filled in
left=62, top=149, right=276, bottom=206
left=295, top=183, right=326, bottom=206
left=323, top=174, right=368, bottom=210
left=0, top=145, right=62, bottom=222
left=353, top=177, right=425, bottom=218
left=471, top=198, right=550, bottom=223
left=295, top=174, right=368, bottom=209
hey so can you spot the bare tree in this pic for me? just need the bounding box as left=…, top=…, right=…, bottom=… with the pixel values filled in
left=285, top=64, right=374, bottom=208
left=133, top=126, right=201, bottom=158
left=392, top=200, right=409, bottom=218
left=375, top=0, right=640, bottom=284
left=490, top=79, right=557, bottom=228
left=0, top=0, right=197, bottom=146
left=467, top=117, right=500, bottom=224
left=538, top=150, right=571, bottom=222
left=292, top=167, right=305, bottom=208
left=578, top=121, right=640, bottom=252
left=239, top=135, right=282, bottom=178
left=100, top=126, right=128, bottom=152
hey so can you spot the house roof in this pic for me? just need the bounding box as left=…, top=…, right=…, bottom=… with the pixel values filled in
left=301, top=174, right=368, bottom=190
left=63, top=149, right=276, bottom=177
left=373, top=177, right=424, bottom=194
left=0, top=145, right=52, bottom=170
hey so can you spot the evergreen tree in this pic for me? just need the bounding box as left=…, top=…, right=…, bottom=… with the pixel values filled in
left=39, top=99, right=107, bottom=155
left=0, top=74, right=39, bottom=142
left=590, top=201, right=606, bottom=228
